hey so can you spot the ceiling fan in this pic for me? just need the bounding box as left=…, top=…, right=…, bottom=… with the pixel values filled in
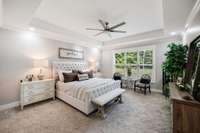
left=86, top=19, right=126, bottom=37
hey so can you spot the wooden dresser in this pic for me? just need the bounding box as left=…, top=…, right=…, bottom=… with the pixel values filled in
left=170, top=83, right=200, bottom=133
left=20, top=79, right=55, bottom=110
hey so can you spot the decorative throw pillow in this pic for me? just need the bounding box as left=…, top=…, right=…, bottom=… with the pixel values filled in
left=140, top=75, right=151, bottom=84
left=79, top=70, right=93, bottom=78
left=63, top=72, right=78, bottom=83
left=72, top=70, right=79, bottom=74
left=78, top=74, right=89, bottom=81
left=58, top=70, right=72, bottom=82
left=81, top=69, right=91, bottom=72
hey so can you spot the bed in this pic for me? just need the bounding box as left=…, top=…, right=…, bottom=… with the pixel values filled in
left=53, top=61, right=121, bottom=115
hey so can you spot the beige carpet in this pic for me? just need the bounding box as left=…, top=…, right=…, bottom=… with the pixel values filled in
left=0, top=90, right=171, bottom=133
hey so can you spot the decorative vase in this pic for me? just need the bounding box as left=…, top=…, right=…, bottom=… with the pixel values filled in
left=37, top=74, right=44, bottom=80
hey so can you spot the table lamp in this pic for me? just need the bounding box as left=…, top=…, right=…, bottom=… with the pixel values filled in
left=33, top=59, right=49, bottom=80
left=89, top=60, right=97, bottom=73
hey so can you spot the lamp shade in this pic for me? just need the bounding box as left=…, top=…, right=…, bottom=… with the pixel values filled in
left=88, top=60, right=97, bottom=72
left=33, top=59, right=49, bottom=68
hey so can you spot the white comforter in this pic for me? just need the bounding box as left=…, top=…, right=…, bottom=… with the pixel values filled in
left=57, top=78, right=121, bottom=103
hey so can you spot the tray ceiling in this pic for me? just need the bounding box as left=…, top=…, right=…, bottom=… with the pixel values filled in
left=33, top=0, right=164, bottom=41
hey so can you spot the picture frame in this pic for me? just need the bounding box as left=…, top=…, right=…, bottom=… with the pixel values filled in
left=58, top=48, right=84, bottom=59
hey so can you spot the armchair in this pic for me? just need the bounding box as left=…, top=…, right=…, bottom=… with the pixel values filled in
left=134, top=74, right=151, bottom=95
left=113, top=72, right=122, bottom=88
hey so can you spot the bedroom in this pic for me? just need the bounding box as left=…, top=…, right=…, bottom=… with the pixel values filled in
left=0, top=0, right=200, bottom=133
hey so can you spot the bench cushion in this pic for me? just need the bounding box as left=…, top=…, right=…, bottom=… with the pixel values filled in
left=92, top=88, right=125, bottom=106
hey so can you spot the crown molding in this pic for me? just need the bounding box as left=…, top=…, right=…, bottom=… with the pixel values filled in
left=103, top=29, right=164, bottom=45
left=185, top=0, right=200, bottom=31
left=0, top=25, right=103, bottom=49
left=102, top=35, right=182, bottom=50
left=29, top=18, right=102, bottom=45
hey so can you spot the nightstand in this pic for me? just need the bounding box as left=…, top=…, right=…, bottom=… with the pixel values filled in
left=20, top=79, right=55, bottom=110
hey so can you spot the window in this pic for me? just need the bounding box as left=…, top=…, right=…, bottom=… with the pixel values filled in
left=113, top=46, right=155, bottom=82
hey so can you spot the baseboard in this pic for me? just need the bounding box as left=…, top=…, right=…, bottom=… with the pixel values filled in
left=151, top=88, right=162, bottom=93
left=0, top=89, right=162, bottom=111
left=0, top=101, right=19, bottom=111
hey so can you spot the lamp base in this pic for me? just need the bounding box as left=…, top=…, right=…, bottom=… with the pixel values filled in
left=37, top=75, right=44, bottom=80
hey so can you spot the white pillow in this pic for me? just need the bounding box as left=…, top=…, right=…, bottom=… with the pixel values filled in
left=58, top=70, right=72, bottom=82
left=81, top=69, right=92, bottom=72
left=78, top=74, right=89, bottom=81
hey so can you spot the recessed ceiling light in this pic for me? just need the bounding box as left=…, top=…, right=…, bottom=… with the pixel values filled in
left=29, top=27, right=35, bottom=31
left=170, top=32, right=177, bottom=36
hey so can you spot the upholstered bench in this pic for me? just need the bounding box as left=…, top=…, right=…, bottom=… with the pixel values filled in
left=92, top=88, right=125, bottom=118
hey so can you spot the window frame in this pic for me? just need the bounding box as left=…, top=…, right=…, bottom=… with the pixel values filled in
left=112, top=45, right=156, bottom=82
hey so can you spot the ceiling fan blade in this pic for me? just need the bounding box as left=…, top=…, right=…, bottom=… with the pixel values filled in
left=111, top=30, right=126, bottom=33
left=110, top=22, right=126, bottom=30
left=86, top=28, right=104, bottom=31
left=94, top=31, right=105, bottom=36
left=99, top=19, right=106, bottom=29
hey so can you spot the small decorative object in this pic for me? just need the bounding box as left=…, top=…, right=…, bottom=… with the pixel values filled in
left=176, top=77, right=183, bottom=86
left=26, top=74, right=34, bottom=81
left=37, top=74, right=44, bottom=80
left=59, top=48, right=84, bottom=59
left=178, top=83, right=191, bottom=92
left=182, top=95, right=193, bottom=101
left=178, top=84, right=185, bottom=91
left=33, top=59, right=49, bottom=80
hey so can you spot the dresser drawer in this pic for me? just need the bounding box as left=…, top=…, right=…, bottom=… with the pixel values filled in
left=24, top=91, right=54, bottom=105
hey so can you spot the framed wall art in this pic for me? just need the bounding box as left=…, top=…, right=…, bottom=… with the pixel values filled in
left=58, top=48, right=84, bottom=59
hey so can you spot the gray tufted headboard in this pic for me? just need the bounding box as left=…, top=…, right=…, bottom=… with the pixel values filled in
left=52, top=61, right=88, bottom=81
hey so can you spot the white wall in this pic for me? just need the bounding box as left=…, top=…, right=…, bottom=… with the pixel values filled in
left=0, top=28, right=101, bottom=105
left=0, top=0, right=3, bottom=26
left=101, top=36, right=182, bottom=90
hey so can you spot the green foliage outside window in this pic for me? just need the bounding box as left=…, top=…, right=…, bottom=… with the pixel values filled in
left=114, top=49, right=153, bottom=77
left=144, top=50, right=153, bottom=64
left=127, top=52, right=137, bottom=64
left=115, top=53, right=125, bottom=65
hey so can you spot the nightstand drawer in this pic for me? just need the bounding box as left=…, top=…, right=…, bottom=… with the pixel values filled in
left=23, top=82, right=54, bottom=91
left=24, top=87, right=54, bottom=97
left=24, top=91, right=54, bottom=105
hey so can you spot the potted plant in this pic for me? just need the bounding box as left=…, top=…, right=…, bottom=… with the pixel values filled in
left=162, top=43, right=188, bottom=82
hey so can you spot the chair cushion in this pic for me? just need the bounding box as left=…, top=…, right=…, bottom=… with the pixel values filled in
left=140, top=74, right=151, bottom=84
left=135, top=82, right=150, bottom=88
